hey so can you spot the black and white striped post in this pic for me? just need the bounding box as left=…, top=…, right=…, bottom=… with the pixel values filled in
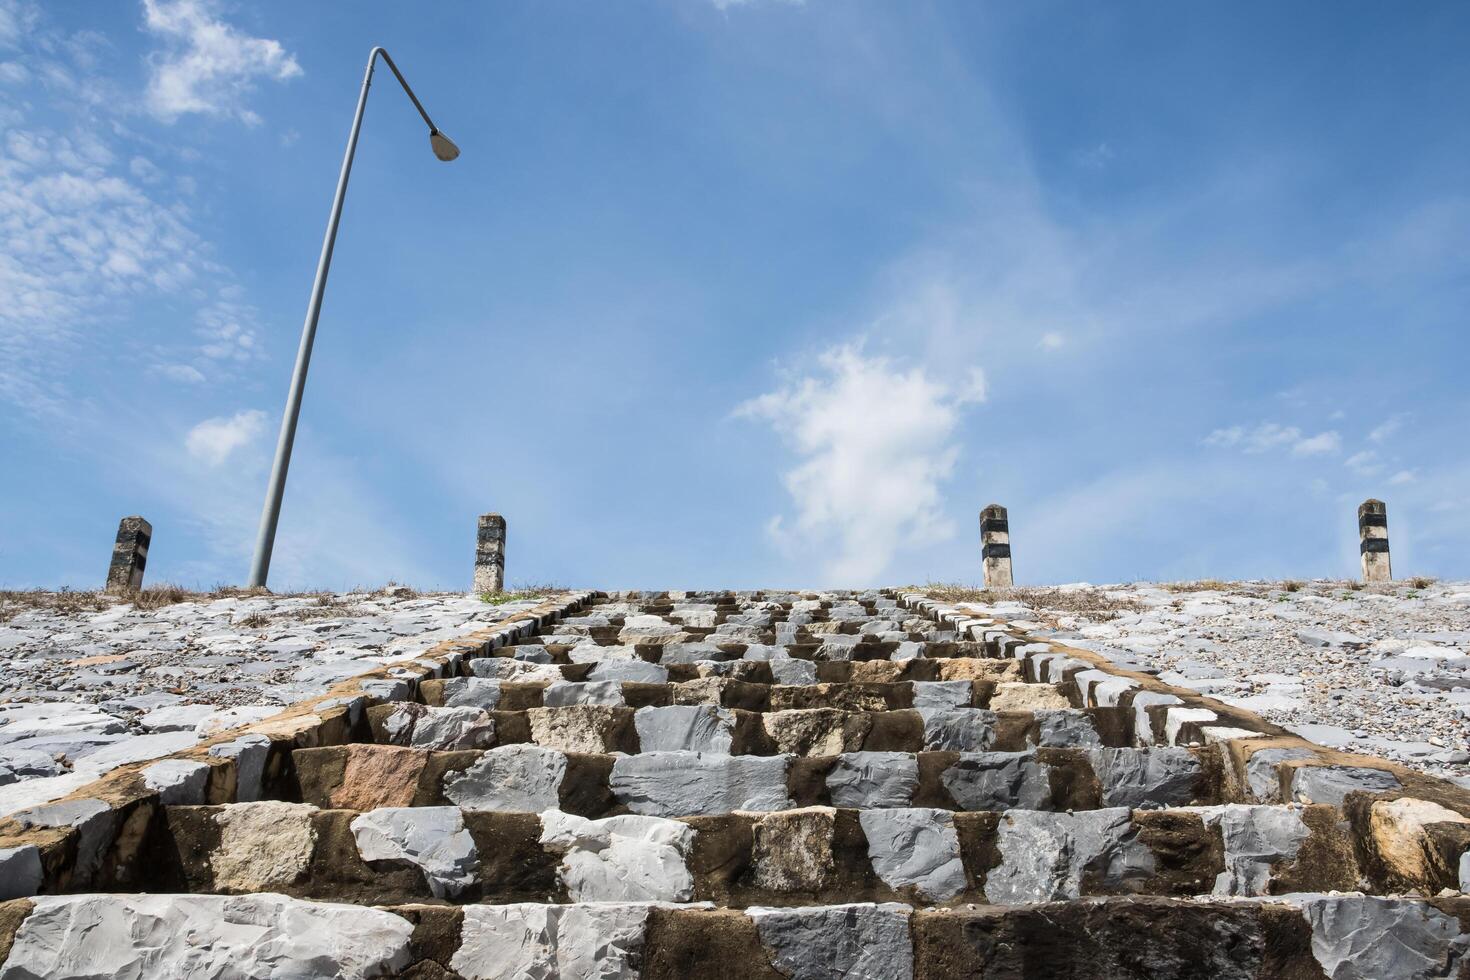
left=106, top=516, right=151, bottom=593
left=474, top=513, right=506, bottom=594
left=1359, top=499, right=1391, bottom=583
left=980, top=503, right=1013, bottom=589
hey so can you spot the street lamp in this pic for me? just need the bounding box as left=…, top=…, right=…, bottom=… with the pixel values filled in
left=248, top=47, right=458, bottom=588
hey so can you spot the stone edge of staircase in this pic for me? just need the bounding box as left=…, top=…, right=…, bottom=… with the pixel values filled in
left=0, top=590, right=598, bottom=897
left=896, top=589, right=1470, bottom=897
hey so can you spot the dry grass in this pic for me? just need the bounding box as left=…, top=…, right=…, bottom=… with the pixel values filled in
left=480, top=582, right=562, bottom=606
left=1409, top=576, right=1437, bottom=590
left=1160, top=579, right=1234, bottom=593
left=0, top=588, right=111, bottom=622
left=901, top=583, right=1146, bottom=621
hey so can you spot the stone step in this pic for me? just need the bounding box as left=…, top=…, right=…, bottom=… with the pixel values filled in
left=365, top=701, right=1118, bottom=755
left=441, top=658, right=1025, bottom=693
left=141, top=800, right=1358, bottom=907
left=293, top=743, right=1212, bottom=817
left=421, top=674, right=1061, bottom=713
left=4, top=892, right=1466, bottom=979
left=487, top=639, right=994, bottom=664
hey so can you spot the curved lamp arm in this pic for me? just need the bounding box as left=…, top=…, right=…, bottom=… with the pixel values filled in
left=248, top=47, right=458, bottom=588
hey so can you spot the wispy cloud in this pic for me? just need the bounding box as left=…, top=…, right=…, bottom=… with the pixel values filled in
left=141, top=0, right=301, bottom=124
left=737, top=344, right=984, bottom=584
left=1204, top=423, right=1340, bottom=457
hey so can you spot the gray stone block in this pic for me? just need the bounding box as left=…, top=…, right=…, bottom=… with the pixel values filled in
left=351, top=806, right=480, bottom=899
left=610, top=751, right=792, bottom=817
left=1291, top=765, right=1403, bottom=805
left=634, top=705, right=735, bottom=754
left=544, top=681, right=626, bottom=707
left=1036, top=709, right=1102, bottom=747
left=859, top=807, right=967, bottom=902
left=985, top=808, right=1155, bottom=904
left=942, top=751, right=1050, bottom=811
left=1300, top=895, right=1468, bottom=980
left=748, top=902, right=914, bottom=980
left=444, top=744, right=567, bottom=813
left=1088, top=747, right=1202, bottom=809
left=826, top=752, right=919, bottom=808
left=918, top=708, right=998, bottom=752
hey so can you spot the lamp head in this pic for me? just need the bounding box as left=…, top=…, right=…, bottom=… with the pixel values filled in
left=430, top=130, right=460, bottom=162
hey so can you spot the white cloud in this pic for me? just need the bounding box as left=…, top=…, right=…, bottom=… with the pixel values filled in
left=1038, top=332, right=1065, bottom=351
left=185, top=408, right=265, bottom=465
left=1345, top=450, right=1382, bottom=475
left=1292, top=430, right=1341, bottom=456
left=1389, top=469, right=1417, bottom=486
left=737, top=344, right=981, bottom=584
left=1204, top=422, right=1339, bottom=457
left=141, top=0, right=301, bottom=124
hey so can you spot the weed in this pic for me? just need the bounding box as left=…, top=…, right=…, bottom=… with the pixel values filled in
left=1282, top=580, right=1303, bottom=593
left=1409, top=576, right=1436, bottom=590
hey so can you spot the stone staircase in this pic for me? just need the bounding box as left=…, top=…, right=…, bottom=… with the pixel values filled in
left=3, top=589, right=1469, bottom=978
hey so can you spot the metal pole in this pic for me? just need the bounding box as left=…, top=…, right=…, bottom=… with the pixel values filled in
left=250, top=49, right=409, bottom=588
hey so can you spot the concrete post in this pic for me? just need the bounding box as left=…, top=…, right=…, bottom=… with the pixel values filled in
left=980, top=503, right=1013, bottom=589
left=106, top=516, right=152, bottom=593
left=1359, top=499, right=1391, bottom=583
left=474, top=513, right=506, bottom=594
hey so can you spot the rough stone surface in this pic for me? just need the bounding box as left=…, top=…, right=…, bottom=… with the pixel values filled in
left=762, top=709, right=867, bottom=756
left=141, top=758, right=210, bottom=805
left=942, top=752, right=1049, bottom=811
left=0, top=845, right=43, bottom=900
left=1369, top=797, right=1470, bottom=883
left=527, top=705, right=626, bottom=754
left=917, top=708, right=996, bottom=752
left=611, top=751, right=792, bottom=816
left=444, top=744, right=567, bottom=812
left=1202, top=803, right=1311, bottom=896
left=748, top=903, right=914, bottom=980
left=1300, top=894, right=1469, bottom=980
left=827, top=752, right=919, bottom=809
left=540, top=809, right=694, bottom=902
left=383, top=703, right=495, bottom=751
left=1036, top=709, right=1103, bottom=747
left=1291, top=765, right=1403, bottom=805
left=751, top=807, right=838, bottom=892
left=985, top=808, right=1155, bottom=903
left=1089, top=747, right=1202, bottom=808
left=351, top=805, right=479, bottom=899
left=634, top=704, right=735, bottom=754
left=990, top=682, right=1071, bottom=711
left=439, top=677, right=502, bottom=710
left=451, top=902, right=654, bottom=980
left=211, top=801, right=318, bottom=891
left=207, top=733, right=271, bottom=802
left=0, top=892, right=414, bottom=979
left=1245, top=747, right=1316, bottom=801
left=859, top=807, right=967, bottom=901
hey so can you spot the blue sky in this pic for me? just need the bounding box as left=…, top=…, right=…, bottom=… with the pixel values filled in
left=1, top=0, right=1466, bottom=591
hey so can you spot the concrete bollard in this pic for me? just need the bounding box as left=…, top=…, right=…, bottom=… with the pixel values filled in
left=1358, top=499, right=1391, bottom=583
left=474, top=513, right=507, bottom=594
left=980, top=503, right=1013, bottom=589
left=106, top=516, right=152, bottom=593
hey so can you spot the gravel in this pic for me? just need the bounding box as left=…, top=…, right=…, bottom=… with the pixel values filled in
left=966, top=580, right=1470, bottom=783
left=0, top=588, right=550, bottom=812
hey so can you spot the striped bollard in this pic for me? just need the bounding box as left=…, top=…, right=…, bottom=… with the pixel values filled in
left=474, top=514, right=506, bottom=594
left=1359, top=499, right=1391, bottom=583
left=980, top=503, right=1013, bottom=589
left=106, top=516, right=152, bottom=593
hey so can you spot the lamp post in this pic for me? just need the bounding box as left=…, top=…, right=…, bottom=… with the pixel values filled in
left=248, top=47, right=459, bottom=588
